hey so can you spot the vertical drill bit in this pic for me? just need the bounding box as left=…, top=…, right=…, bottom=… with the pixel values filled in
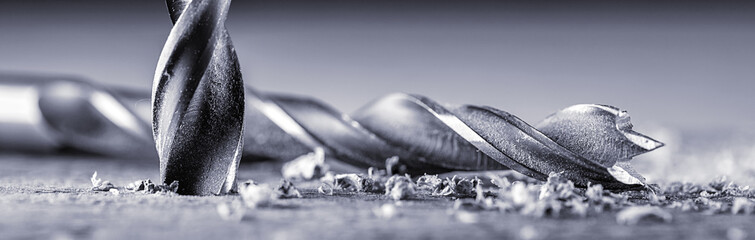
left=152, top=0, right=245, bottom=195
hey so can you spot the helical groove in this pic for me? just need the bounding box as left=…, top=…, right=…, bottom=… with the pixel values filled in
left=243, top=90, right=663, bottom=190
left=152, top=0, right=245, bottom=195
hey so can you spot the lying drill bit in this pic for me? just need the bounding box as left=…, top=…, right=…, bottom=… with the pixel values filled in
left=152, top=0, right=245, bottom=195
left=244, top=92, right=663, bottom=189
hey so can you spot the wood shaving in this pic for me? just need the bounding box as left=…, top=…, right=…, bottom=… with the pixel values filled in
left=321, top=173, right=384, bottom=193
left=125, top=179, right=179, bottom=194
left=385, top=175, right=416, bottom=201
left=318, top=185, right=334, bottom=195
left=433, top=175, right=480, bottom=198
left=90, top=172, right=115, bottom=191
left=275, top=179, right=302, bottom=199
left=109, top=189, right=120, bottom=196
left=281, top=148, right=329, bottom=181
left=385, top=156, right=406, bottom=176
left=538, top=172, right=576, bottom=200
left=486, top=173, right=512, bottom=189
left=455, top=172, right=635, bottom=218
left=238, top=180, right=275, bottom=208
left=415, top=174, right=443, bottom=194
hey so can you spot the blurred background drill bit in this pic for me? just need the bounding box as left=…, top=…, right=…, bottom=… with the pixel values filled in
left=0, top=74, right=155, bottom=159
left=1, top=0, right=754, bottom=185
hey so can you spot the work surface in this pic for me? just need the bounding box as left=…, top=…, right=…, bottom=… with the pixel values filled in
left=0, top=154, right=752, bottom=240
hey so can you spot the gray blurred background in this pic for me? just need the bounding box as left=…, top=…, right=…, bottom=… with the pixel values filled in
left=1, top=0, right=754, bottom=184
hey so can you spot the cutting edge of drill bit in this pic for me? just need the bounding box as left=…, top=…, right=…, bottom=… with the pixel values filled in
left=536, top=104, right=664, bottom=169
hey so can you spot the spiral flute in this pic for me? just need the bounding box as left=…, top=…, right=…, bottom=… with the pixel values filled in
left=244, top=90, right=663, bottom=189
left=152, top=0, right=245, bottom=195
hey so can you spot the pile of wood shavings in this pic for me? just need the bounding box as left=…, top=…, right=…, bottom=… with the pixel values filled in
left=308, top=168, right=755, bottom=224
left=218, top=179, right=304, bottom=221
left=89, top=172, right=179, bottom=195
left=450, top=173, right=755, bottom=224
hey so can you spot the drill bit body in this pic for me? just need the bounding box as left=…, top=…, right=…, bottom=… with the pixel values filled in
left=244, top=91, right=662, bottom=189
left=152, top=0, right=245, bottom=195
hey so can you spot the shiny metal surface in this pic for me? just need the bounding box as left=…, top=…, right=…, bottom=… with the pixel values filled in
left=152, top=0, right=245, bottom=195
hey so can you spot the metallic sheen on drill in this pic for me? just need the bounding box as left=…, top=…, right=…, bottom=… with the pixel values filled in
left=244, top=92, right=663, bottom=189
left=152, top=0, right=245, bottom=195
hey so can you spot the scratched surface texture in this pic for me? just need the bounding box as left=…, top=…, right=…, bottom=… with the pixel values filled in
left=0, top=154, right=752, bottom=240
